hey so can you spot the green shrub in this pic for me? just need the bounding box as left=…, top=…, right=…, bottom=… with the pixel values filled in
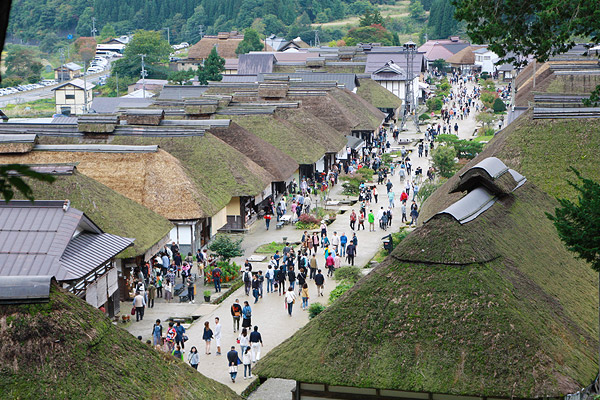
left=357, top=167, right=375, bottom=180
left=334, top=266, right=362, bottom=283
left=426, top=97, right=443, bottom=111
left=493, top=97, right=507, bottom=112
left=419, top=113, right=431, bottom=121
left=208, top=235, right=243, bottom=262
left=341, top=177, right=361, bottom=195
left=329, top=281, right=354, bottom=303
left=480, top=91, right=497, bottom=108
left=308, top=303, right=326, bottom=319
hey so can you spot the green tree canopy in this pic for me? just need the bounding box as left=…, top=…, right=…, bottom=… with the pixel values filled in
left=197, top=46, right=225, bottom=85
left=5, top=46, right=43, bottom=79
left=409, top=0, right=427, bottom=21
left=208, top=235, right=243, bottom=262
left=359, top=8, right=385, bottom=27
left=432, top=145, right=457, bottom=178
left=344, top=24, right=393, bottom=46
left=111, top=30, right=172, bottom=79
left=0, top=165, right=55, bottom=203
left=99, top=23, right=116, bottom=42
left=236, top=29, right=264, bottom=55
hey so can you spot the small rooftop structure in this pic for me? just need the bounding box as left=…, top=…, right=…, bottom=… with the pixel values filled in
left=52, top=78, right=95, bottom=91
left=0, top=275, right=52, bottom=304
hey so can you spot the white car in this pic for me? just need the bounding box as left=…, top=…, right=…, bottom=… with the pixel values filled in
left=87, top=66, right=104, bottom=74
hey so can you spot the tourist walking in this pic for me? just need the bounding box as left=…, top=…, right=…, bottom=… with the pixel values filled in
left=166, top=322, right=176, bottom=352
left=231, top=299, right=242, bottom=332
left=202, top=321, right=213, bottom=354
left=315, top=269, right=325, bottom=296
left=188, top=346, right=199, bottom=370
left=227, top=346, right=240, bottom=383
left=212, top=263, right=222, bottom=293
left=133, top=291, right=146, bottom=322
left=187, top=277, right=195, bottom=303
left=309, top=254, right=318, bottom=279
left=243, top=268, right=252, bottom=296
left=152, top=319, right=162, bottom=350
left=214, top=317, right=222, bottom=355
left=265, top=265, right=275, bottom=293
left=368, top=210, right=375, bottom=231
left=285, top=286, right=297, bottom=316
left=243, top=347, right=252, bottom=379
left=175, top=321, right=186, bottom=350
left=301, top=283, right=310, bottom=310
left=238, top=328, right=249, bottom=355
left=242, top=301, right=252, bottom=329
left=252, top=275, right=260, bottom=304
left=249, top=326, right=263, bottom=363
left=349, top=209, right=357, bottom=230
left=346, top=242, right=356, bottom=266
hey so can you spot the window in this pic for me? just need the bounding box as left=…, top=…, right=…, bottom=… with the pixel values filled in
left=65, top=94, right=75, bottom=100
left=484, top=56, right=491, bottom=60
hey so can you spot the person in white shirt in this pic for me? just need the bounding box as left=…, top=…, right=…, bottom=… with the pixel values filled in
left=285, top=287, right=297, bottom=316
left=214, top=317, right=222, bottom=355
left=330, top=232, right=340, bottom=253
left=242, top=347, right=252, bottom=379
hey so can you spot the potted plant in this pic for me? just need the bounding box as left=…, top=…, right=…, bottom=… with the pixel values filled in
left=203, top=290, right=211, bottom=302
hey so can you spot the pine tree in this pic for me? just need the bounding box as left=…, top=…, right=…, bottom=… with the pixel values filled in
left=236, top=29, right=264, bottom=54
left=198, top=46, right=225, bottom=84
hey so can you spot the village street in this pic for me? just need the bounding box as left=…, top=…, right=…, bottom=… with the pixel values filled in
left=123, top=79, right=487, bottom=398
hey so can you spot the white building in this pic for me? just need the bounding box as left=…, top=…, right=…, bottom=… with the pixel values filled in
left=473, top=48, right=499, bottom=74
left=52, top=79, right=95, bottom=116
left=370, top=60, right=420, bottom=107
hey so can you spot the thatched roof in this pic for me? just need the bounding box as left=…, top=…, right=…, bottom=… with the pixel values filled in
left=0, top=148, right=207, bottom=221
left=447, top=45, right=487, bottom=65
left=0, top=283, right=242, bottom=399
left=9, top=168, right=173, bottom=259
left=110, top=133, right=275, bottom=212
left=187, top=34, right=244, bottom=60
left=328, top=87, right=385, bottom=131
left=226, top=114, right=328, bottom=165
left=256, top=167, right=598, bottom=398
left=356, top=78, right=403, bottom=109
left=208, top=121, right=299, bottom=181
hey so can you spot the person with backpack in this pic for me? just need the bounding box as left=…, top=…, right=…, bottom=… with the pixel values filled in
left=265, top=265, right=275, bottom=293
left=231, top=299, right=242, bottom=332
left=296, top=267, right=307, bottom=294
left=152, top=319, right=162, bottom=350
left=314, top=269, right=325, bottom=297
left=287, top=266, right=297, bottom=290
left=227, top=346, right=240, bottom=383
left=202, top=321, right=213, bottom=355
left=212, top=264, right=222, bottom=293
left=175, top=321, right=186, bottom=350
left=251, top=275, right=260, bottom=304
left=166, top=322, right=176, bottom=352
left=242, top=301, right=252, bottom=329
left=243, top=268, right=252, bottom=296
left=257, top=270, right=264, bottom=298
left=172, top=344, right=184, bottom=360
left=187, top=277, right=195, bottom=304
left=346, top=242, right=356, bottom=266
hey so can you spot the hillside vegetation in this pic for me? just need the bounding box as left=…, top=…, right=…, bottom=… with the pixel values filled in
left=0, top=284, right=241, bottom=400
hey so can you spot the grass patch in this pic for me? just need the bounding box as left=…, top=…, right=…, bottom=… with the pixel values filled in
left=356, top=78, right=403, bottom=110
left=254, top=241, right=285, bottom=254
left=474, top=135, right=494, bottom=142
left=3, top=98, right=55, bottom=118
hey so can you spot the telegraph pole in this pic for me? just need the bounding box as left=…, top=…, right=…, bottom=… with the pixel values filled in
left=400, top=40, right=420, bottom=132
left=140, top=54, right=148, bottom=98
left=91, top=17, right=97, bottom=39
left=163, top=27, right=170, bottom=45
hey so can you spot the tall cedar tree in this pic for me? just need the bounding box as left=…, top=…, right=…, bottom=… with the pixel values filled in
left=197, top=46, right=225, bottom=85
left=547, top=168, right=600, bottom=380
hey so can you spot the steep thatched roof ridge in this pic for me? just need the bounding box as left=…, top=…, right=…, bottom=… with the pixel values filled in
left=255, top=179, right=598, bottom=397
left=275, top=107, right=347, bottom=153
left=289, top=92, right=360, bottom=134
left=225, top=114, right=328, bottom=165
left=187, top=36, right=244, bottom=60
left=356, top=78, right=403, bottom=109
left=0, top=148, right=207, bottom=221
left=10, top=169, right=172, bottom=259
left=111, top=133, right=275, bottom=210
left=329, top=87, right=385, bottom=131
left=0, top=283, right=241, bottom=399
left=209, top=121, right=299, bottom=182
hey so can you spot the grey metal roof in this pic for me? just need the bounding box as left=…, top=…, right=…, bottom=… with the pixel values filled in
left=61, top=233, right=133, bottom=278
left=158, top=85, right=209, bottom=100
left=0, top=275, right=52, bottom=304
left=160, top=119, right=230, bottom=128
left=365, top=52, right=426, bottom=75
left=0, top=134, right=37, bottom=143
left=90, top=98, right=154, bottom=114
left=29, top=165, right=76, bottom=175
left=51, top=116, right=78, bottom=124
left=442, top=43, right=470, bottom=54
left=434, top=187, right=497, bottom=224
left=238, top=53, right=275, bottom=75
left=221, top=75, right=259, bottom=83
left=371, top=61, right=409, bottom=81
left=0, top=201, right=131, bottom=281
left=346, top=135, right=364, bottom=150
left=459, top=157, right=508, bottom=180
left=258, top=72, right=359, bottom=91
left=34, top=144, right=159, bottom=153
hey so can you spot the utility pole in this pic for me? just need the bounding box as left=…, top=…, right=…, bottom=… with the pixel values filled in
left=91, top=17, right=97, bottom=39
left=163, top=27, right=170, bottom=45
left=59, top=49, right=65, bottom=82
left=140, top=54, right=148, bottom=98
left=116, top=72, right=119, bottom=97
left=400, top=40, right=420, bottom=132
left=199, top=25, right=204, bottom=40
left=313, top=30, right=320, bottom=47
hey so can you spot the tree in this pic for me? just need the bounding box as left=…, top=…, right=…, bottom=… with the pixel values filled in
left=99, top=23, right=116, bottom=42
left=546, top=169, right=600, bottom=381
left=168, top=69, right=195, bottom=85
left=344, top=24, right=394, bottom=46
left=111, top=30, right=172, bottom=79
left=197, top=46, right=225, bottom=84
left=492, top=97, right=507, bottom=113
left=0, top=165, right=56, bottom=203
left=475, top=112, right=497, bottom=130
left=432, top=145, right=457, bottom=178
left=75, top=7, right=94, bottom=37
left=432, top=58, right=448, bottom=72
left=235, top=29, right=263, bottom=55
left=409, top=0, right=427, bottom=21
left=4, top=46, right=43, bottom=80
left=208, top=235, right=243, bottom=262
left=359, top=9, right=385, bottom=27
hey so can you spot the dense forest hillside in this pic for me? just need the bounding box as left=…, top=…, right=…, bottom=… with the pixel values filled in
left=8, top=0, right=459, bottom=45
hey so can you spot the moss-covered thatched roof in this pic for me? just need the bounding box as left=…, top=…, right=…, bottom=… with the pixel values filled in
left=328, top=87, right=385, bottom=131
left=255, top=178, right=598, bottom=397
left=111, top=133, right=275, bottom=213
left=356, top=78, right=403, bottom=110
left=0, top=284, right=241, bottom=399
left=11, top=169, right=172, bottom=259
left=209, top=122, right=299, bottom=182
left=224, top=114, right=329, bottom=165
